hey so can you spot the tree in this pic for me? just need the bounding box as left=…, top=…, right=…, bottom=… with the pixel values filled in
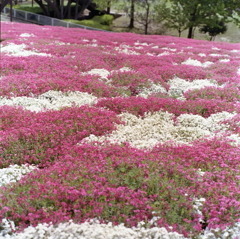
left=118, top=0, right=136, bottom=28
left=94, top=0, right=119, bottom=14
left=128, top=0, right=135, bottom=28
left=154, top=0, right=188, bottom=37
left=74, top=0, right=92, bottom=19
left=0, top=0, right=12, bottom=12
left=32, top=0, right=104, bottom=20
left=199, top=20, right=227, bottom=41
left=135, top=0, right=156, bottom=35
left=155, top=0, right=240, bottom=39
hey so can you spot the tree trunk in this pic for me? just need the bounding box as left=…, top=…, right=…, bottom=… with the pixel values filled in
left=56, top=0, right=60, bottom=9
left=35, top=0, right=50, bottom=16
left=106, top=1, right=110, bottom=14
left=75, top=0, right=92, bottom=20
left=187, top=26, right=194, bottom=38
left=144, top=22, right=148, bottom=34
left=64, top=0, right=72, bottom=18
left=75, top=0, right=79, bottom=18
left=129, top=0, right=134, bottom=28
left=0, top=0, right=13, bottom=12
left=145, top=2, right=150, bottom=35
left=61, top=0, right=64, bottom=19
left=178, top=30, right=181, bottom=37
left=187, top=5, right=198, bottom=39
left=44, top=0, right=61, bottom=18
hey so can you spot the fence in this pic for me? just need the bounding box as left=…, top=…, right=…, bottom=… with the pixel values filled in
left=1, top=7, right=109, bottom=32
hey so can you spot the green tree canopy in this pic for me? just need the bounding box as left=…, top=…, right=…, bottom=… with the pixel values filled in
left=199, top=20, right=227, bottom=41
left=155, top=0, right=240, bottom=38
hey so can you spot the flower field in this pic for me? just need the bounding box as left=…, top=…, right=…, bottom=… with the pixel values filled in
left=0, top=22, right=240, bottom=239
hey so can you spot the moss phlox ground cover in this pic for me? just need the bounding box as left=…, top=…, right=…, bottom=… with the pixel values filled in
left=0, top=22, right=240, bottom=238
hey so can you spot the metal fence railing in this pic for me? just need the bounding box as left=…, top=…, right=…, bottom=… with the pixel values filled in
left=1, top=7, right=110, bottom=32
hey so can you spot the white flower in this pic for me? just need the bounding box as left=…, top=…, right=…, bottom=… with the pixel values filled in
left=5, top=219, right=187, bottom=239
left=138, top=82, right=167, bottom=98
left=20, top=33, right=35, bottom=37
left=0, top=164, right=38, bottom=187
left=0, top=91, right=97, bottom=112
left=83, top=69, right=110, bottom=79
left=167, top=77, right=221, bottom=99
left=1, top=43, right=51, bottom=57
left=182, top=58, right=213, bottom=67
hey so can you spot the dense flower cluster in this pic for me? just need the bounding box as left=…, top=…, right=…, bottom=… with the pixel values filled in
left=0, top=22, right=240, bottom=239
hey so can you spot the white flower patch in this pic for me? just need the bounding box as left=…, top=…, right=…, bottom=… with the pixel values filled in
left=134, top=42, right=149, bottom=46
left=157, top=51, right=170, bottom=56
left=196, top=168, right=205, bottom=177
left=202, top=222, right=240, bottom=239
left=162, top=47, right=177, bottom=51
left=0, top=91, right=97, bottom=112
left=177, top=112, right=237, bottom=131
left=1, top=43, right=51, bottom=57
left=177, top=112, right=240, bottom=146
left=138, top=82, right=167, bottom=98
left=208, top=111, right=237, bottom=125
left=20, top=33, right=35, bottom=37
left=152, top=45, right=159, bottom=49
left=193, top=197, right=206, bottom=220
left=81, top=111, right=176, bottom=149
left=237, top=68, right=240, bottom=75
left=212, top=47, right=220, bottom=50
left=0, top=164, right=37, bottom=187
left=0, top=96, right=52, bottom=112
left=118, top=67, right=132, bottom=72
left=198, top=53, right=206, bottom=57
left=83, top=68, right=110, bottom=79
left=182, top=58, right=213, bottom=67
left=134, top=46, right=143, bottom=49
left=49, top=41, right=68, bottom=45
left=230, top=49, right=239, bottom=53
left=219, top=59, right=230, bottom=62
left=0, top=218, right=16, bottom=238
left=147, top=53, right=154, bottom=56
left=81, top=111, right=237, bottom=150
left=167, top=77, right=221, bottom=99
left=7, top=219, right=186, bottom=239
left=209, top=53, right=222, bottom=57
left=115, top=45, right=140, bottom=55
left=225, top=133, right=240, bottom=146
left=38, top=90, right=97, bottom=109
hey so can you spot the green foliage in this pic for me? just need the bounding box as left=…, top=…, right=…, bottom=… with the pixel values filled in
left=11, top=4, right=43, bottom=14
left=94, top=0, right=114, bottom=11
left=99, top=14, right=114, bottom=25
left=64, top=14, right=113, bottom=30
left=154, top=0, right=240, bottom=38
left=199, top=20, right=227, bottom=41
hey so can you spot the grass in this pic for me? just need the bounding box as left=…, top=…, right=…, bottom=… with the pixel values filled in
left=64, top=15, right=114, bottom=31
left=11, top=4, right=43, bottom=14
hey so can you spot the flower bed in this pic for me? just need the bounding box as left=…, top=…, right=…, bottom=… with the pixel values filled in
left=0, top=22, right=240, bottom=239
